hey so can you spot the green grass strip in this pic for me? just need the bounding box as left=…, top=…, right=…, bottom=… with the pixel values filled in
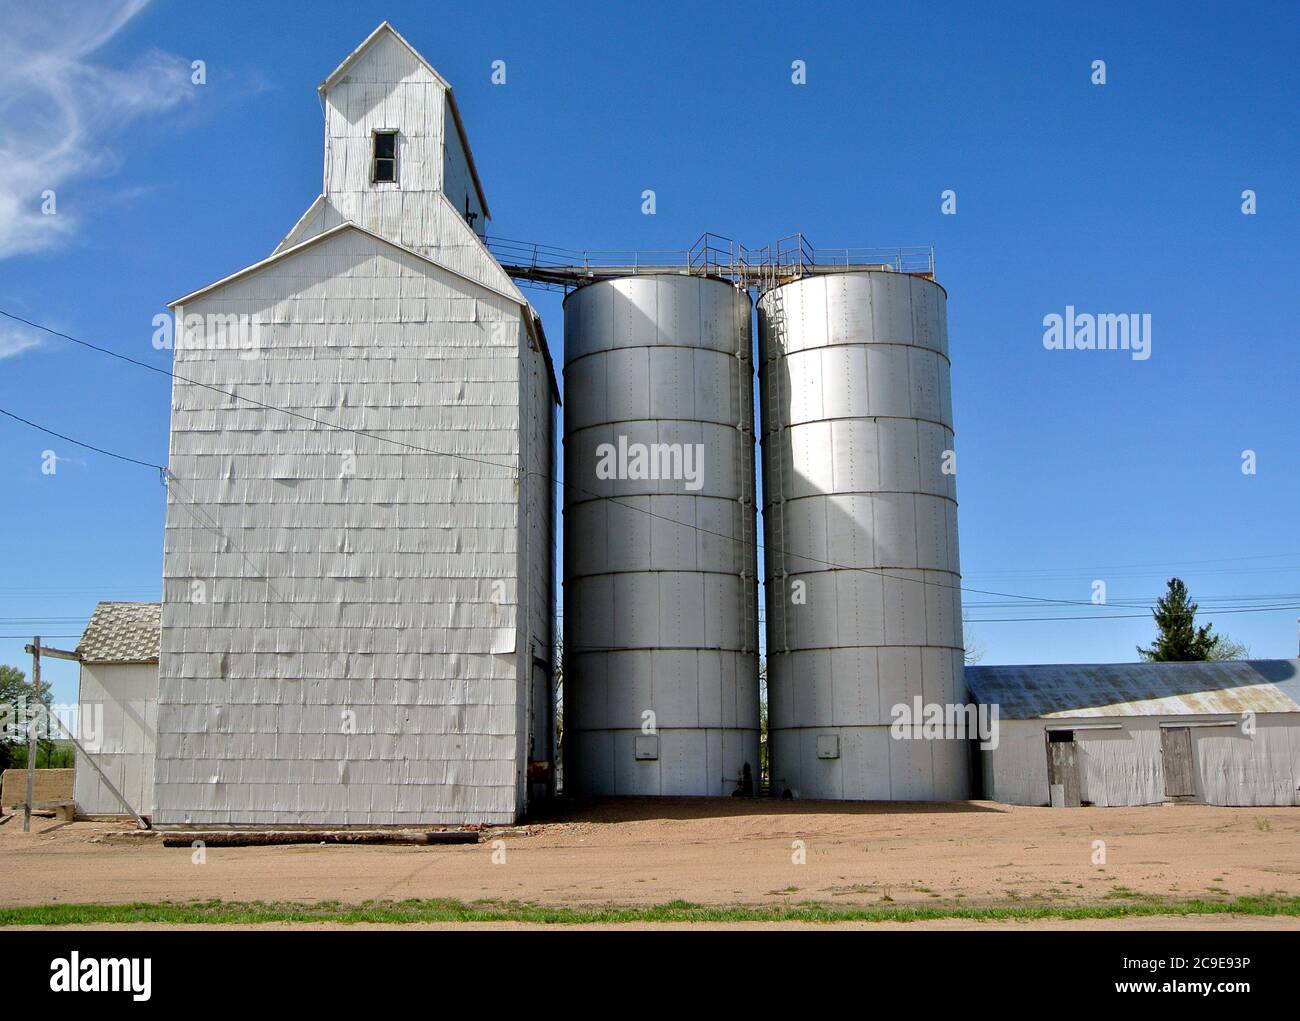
left=2, top=894, right=1298, bottom=926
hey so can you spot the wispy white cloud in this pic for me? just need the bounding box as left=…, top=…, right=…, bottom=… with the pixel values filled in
left=0, top=0, right=195, bottom=259
left=0, top=323, right=45, bottom=359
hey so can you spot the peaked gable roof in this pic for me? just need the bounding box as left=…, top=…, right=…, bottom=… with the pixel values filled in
left=169, top=219, right=521, bottom=309
left=166, top=218, right=559, bottom=403
left=268, top=191, right=521, bottom=301
left=318, top=20, right=449, bottom=92
left=273, top=193, right=325, bottom=254
left=318, top=21, right=490, bottom=220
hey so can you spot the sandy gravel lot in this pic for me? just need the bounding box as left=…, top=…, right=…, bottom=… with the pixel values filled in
left=6, top=915, right=1298, bottom=931
left=1, top=798, right=1297, bottom=917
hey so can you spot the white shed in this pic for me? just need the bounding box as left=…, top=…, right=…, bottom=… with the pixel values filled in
left=967, top=660, right=1300, bottom=807
left=74, top=602, right=160, bottom=819
left=154, top=23, right=558, bottom=827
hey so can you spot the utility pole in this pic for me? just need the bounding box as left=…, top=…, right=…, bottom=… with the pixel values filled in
left=23, top=636, right=40, bottom=832
left=21, top=639, right=147, bottom=829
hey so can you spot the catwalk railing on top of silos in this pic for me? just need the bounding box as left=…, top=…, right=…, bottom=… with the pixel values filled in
left=487, top=233, right=936, bottom=290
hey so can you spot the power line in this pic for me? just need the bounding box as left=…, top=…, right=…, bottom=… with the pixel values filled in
left=0, top=313, right=1092, bottom=612
left=2, top=424, right=1289, bottom=629
left=11, top=588, right=1297, bottom=611
left=965, top=551, right=1300, bottom=576
left=0, top=391, right=1105, bottom=617
left=965, top=564, right=1300, bottom=583
left=1, top=308, right=1291, bottom=619
left=0, top=391, right=1281, bottom=618
left=5, top=387, right=1296, bottom=630
left=0, top=309, right=519, bottom=475
left=0, top=408, right=165, bottom=473
left=0, top=618, right=92, bottom=624
left=968, top=603, right=1300, bottom=623
left=963, top=594, right=1300, bottom=610
left=164, top=474, right=358, bottom=666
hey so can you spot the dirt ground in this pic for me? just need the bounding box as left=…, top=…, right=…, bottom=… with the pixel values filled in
left=1, top=798, right=1298, bottom=922
left=6, top=916, right=1298, bottom=930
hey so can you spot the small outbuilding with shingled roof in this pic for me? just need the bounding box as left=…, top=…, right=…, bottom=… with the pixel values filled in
left=74, top=602, right=160, bottom=819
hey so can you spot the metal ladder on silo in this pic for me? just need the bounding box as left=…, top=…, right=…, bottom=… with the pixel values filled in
left=733, top=286, right=757, bottom=656
left=763, top=282, right=791, bottom=657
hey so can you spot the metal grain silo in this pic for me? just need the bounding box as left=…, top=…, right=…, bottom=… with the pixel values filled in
left=758, top=271, right=969, bottom=800
left=563, top=275, right=760, bottom=795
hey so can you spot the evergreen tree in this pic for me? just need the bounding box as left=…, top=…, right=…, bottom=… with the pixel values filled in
left=1137, top=578, right=1221, bottom=661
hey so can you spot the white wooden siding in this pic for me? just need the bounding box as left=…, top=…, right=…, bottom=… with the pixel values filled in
left=514, top=325, right=556, bottom=808
left=278, top=194, right=516, bottom=301
left=313, top=29, right=493, bottom=266
left=156, top=226, right=532, bottom=826
left=74, top=663, right=158, bottom=817
left=441, top=95, right=486, bottom=237
left=323, top=29, right=444, bottom=197
left=982, top=716, right=1300, bottom=807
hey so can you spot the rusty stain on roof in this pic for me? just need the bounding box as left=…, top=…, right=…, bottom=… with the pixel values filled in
left=966, top=659, right=1300, bottom=719
left=76, top=602, right=161, bottom=664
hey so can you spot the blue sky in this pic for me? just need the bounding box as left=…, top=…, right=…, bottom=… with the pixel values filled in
left=1, top=0, right=1296, bottom=706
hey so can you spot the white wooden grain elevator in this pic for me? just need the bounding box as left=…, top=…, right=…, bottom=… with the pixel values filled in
left=154, top=23, right=557, bottom=827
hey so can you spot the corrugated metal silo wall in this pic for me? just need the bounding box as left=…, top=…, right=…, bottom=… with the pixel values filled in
left=758, top=272, right=970, bottom=800
left=563, top=276, right=761, bottom=794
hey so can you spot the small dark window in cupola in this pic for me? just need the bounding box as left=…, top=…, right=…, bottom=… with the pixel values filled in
left=371, top=131, right=397, bottom=183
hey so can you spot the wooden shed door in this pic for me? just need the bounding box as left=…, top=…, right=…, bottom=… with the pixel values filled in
left=1161, top=727, right=1195, bottom=798
left=1046, top=733, right=1081, bottom=807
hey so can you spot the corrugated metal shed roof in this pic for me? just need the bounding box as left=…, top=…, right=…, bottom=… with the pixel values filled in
left=966, top=659, right=1300, bottom=719
left=76, top=602, right=161, bottom=664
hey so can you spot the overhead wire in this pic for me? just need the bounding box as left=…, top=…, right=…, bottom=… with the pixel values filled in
left=2, top=308, right=1296, bottom=626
